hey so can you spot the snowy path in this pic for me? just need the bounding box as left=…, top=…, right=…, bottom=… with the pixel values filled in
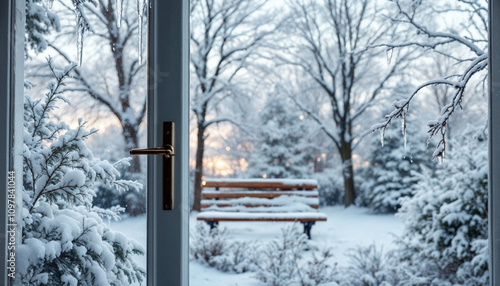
left=110, top=206, right=404, bottom=285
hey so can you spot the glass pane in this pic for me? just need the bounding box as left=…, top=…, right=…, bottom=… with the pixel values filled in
left=19, top=1, right=148, bottom=285
left=189, top=0, right=489, bottom=285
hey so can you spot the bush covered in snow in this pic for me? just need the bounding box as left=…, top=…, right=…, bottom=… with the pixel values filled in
left=190, top=222, right=255, bottom=274
left=341, top=244, right=403, bottom=286
left=313, top=169, right=345, bottom=206
left=190, top=223, right=338, bottom=285
left=19, top=61, right=145, bottom=285
left=394, top=129, right=489, bottom=285
left=254, top=226, right=338, bottom=286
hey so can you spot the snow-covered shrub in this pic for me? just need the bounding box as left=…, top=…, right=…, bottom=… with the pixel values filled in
left=254, top=226, right=338, bottom=286
left=314, top=169, right=344, bottom=206
left=342, top=244, right=403, bottom=286
left=395, top=130, right=489, bottom=285
left=190, top=223, right=229, bottom=266
left=297, top=247, right=338, bottom=286
left=357, top=119, right=430, bottom=213
left=254, top=226, right=308, bottom=286
left=211, top=240, right=256, bottom=273
left=19, top=61, right=145, bottom=285
left=190, top=222, right=255, bottom=273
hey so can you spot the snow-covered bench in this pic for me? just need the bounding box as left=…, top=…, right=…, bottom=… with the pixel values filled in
left=196, top=178, right=327, bottom=239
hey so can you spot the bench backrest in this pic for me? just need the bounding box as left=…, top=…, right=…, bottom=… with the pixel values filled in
left=203, top=178, right=318, bottom=190
left=200, top=179, right=320, bottom=212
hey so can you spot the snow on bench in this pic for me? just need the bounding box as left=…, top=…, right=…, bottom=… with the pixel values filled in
left=197, top=178, right=327, bottom=239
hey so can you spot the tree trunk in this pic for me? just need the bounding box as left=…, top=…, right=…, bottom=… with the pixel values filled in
left=122, top=122, right=146, bottom=216
left=340, top=142, right=356, bottom=207
left=192, top=124, right=206, bottom=211
left=122, top=122, right=142, bottom=174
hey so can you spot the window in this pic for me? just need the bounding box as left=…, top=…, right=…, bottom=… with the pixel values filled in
left=0, top=1, right=499, bottom=285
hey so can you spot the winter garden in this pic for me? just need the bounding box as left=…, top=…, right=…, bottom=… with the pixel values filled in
left=18, top=0, right=488, bottom=285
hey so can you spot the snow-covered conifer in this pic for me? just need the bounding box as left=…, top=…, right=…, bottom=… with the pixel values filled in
left=395, top=129, right=488, bottom=285
left=358, top=118, right=430, bottom=213
left=19, top=60, right=145, bottom=285
left=25, top=0, right=60, bottom=54
left=246, top=93, right=315, bottom=179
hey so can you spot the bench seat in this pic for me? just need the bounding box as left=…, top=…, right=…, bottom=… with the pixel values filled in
left=196, top=178, right=327, bottom=238
left=197, top=211, right=327, bottom=221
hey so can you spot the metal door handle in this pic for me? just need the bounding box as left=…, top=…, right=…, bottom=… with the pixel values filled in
left=130, top=122, right=175, bottom=210
left=130, top=145, right=174, bottom=158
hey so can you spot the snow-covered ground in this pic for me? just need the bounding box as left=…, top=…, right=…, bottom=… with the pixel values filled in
left=110, top=206, right=403, bottom=285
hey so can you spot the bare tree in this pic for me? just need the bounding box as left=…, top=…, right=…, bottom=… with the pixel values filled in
left=278, top=0, right=409, bottom=206
left=371, top=0, right=488, bottom=162
left=47, top=0, right=147, bottom=175
left=190, top=0, right=273, bottom=211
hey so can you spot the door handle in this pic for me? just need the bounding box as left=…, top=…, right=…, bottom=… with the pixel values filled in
left=130, top=122, right=175, bottom=210
left=130, top=145, right=174, bottom=158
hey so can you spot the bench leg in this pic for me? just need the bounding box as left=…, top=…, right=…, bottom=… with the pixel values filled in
left=206, top=220, right=218, bottom=230
left=302, top=221, right=315, bottom=239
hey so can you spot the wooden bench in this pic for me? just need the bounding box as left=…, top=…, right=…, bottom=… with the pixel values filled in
left=196, top=178, right=327, bottom=239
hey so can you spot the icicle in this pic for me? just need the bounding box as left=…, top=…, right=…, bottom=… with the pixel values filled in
left=46, top=0, right=54, bottom=9
left=386, top=48, right=393, bottom=66
left=380, top=129, right=385, bottom=147
left=437, top=155, right=443, bottom=165
left=401, top=117, right=407, bottom=152
left=137, top=0, right=144, bottom=65
left=116, top=0, right=123, bottom=28
left=76, top=25, right=84, bottom=66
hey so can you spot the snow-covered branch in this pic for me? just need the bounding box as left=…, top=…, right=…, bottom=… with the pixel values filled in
left=372, top=53, right=488, bottom=161
left=373, top=0, right=488, bottom=161
left=289, top=96, right=340, bottom=148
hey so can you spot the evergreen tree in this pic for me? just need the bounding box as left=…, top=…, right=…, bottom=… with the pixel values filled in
left=25, top=0, right=60, bottom=54
left=19, top=60, right=145, bottom=285
left=358, top=118, right=430, bottom=213
left=246, top=93, right=315, bottom=179
left=395, top=129, right=489, bottom=285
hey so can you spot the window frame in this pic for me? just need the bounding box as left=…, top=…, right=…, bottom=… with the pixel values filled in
left=488, top=0, right=499, bottom=284
left=147, top=0, right=190, bottom=285
left=1, top=1, right=24, bottom=285
left=0, top=0, right=190, bottom=285
left=0, top=1, right=12, bottom=282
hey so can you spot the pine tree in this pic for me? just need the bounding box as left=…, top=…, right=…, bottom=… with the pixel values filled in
left=19, top=60, right=145, bottom=285
left=395, top=129, right=489, bottom=285
left=25, top=0, right=60, bottom=54
left=246, top=93, right=315, bottom=179
left=358, top=118, right=431, bottom=213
